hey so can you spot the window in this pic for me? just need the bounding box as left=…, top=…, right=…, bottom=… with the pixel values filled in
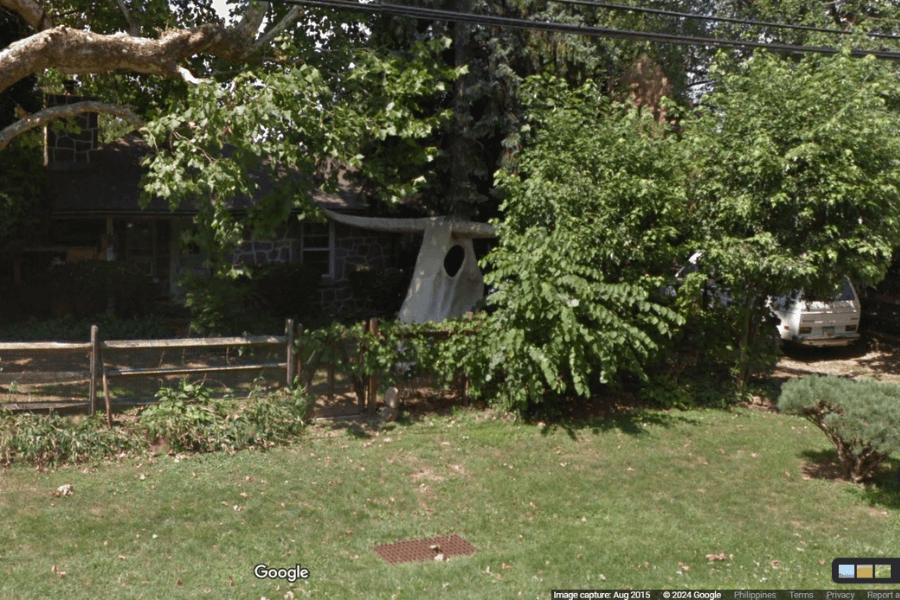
left=300, top=221, right=333, bottom=278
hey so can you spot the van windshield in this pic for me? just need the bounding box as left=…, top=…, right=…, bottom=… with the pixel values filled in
left=798, top=279, right=855, bottom=302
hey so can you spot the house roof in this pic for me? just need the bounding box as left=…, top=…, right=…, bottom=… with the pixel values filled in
left=46, top=133, right=364, bottom=217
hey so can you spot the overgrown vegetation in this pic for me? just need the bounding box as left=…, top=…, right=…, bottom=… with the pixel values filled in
left=137, top=379, right=308, bottom=453
left=0, top=410, right=145, bottom=465
left=348, top=264, right=412, bottom=317
left=0, top=314, right=174, bottom=341
left=0, top=379, right=309, bottom=466
left=183, top=262, right=321, bottom=335
left=778, top=375, right=900, bottom=483
left=1, top=261, right=160, bottom=323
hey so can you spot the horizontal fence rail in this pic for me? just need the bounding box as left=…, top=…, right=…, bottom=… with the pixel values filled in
left=0, top=319, right=300, bottom=424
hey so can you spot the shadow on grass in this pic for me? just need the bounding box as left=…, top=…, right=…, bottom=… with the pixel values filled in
left=538, top=409, right=704, bottom=440
left=799, top=448, right=900, bottom=508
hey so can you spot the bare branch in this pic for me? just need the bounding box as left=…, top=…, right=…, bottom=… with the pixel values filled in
left=175, top=65, right=209, bottom=85
left=0, top=100, right=144, bottom=151
left=252, top=5, right=304, bottom=53
left=0, top=0, right=53, bottom=31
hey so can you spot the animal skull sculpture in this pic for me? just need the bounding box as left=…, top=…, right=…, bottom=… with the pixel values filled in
left=321, top=208, right=495, bottom=323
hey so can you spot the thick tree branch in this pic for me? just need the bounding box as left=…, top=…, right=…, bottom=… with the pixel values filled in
left=0, top=0, right=52, bottom=31
left=0, top=23, right=261, bottom=95
left=232, top=1, right=268, bottom=49
left=0, top=100, right=144, bottom=151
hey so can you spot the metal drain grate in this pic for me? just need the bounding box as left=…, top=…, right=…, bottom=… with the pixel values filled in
left=374, top=534, right=476, bottom=564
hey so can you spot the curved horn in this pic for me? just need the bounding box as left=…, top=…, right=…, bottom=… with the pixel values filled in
left=321, top=208, right=496, bottom=238
left=321, top=208, right=429, bottom=234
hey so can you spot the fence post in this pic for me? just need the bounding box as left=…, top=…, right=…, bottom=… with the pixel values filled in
left=356, top=319, right=367, bottom=413
left=367, top=317, right=379, bottom=414
left=89, top=324, right=98, bottom=416
left=285, top=318, right=295, bottom=388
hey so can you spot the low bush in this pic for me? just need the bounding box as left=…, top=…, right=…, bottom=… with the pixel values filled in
left=41, top=261, right=157, bottom=319
left=0, top=314, right=173, bottom=341
left=184, top=263, right=321, bottom=335
left=136, top=379, right=308, bottom=454
left=778, top=374, right=900, bottom=483
left=0, top=411, right=146, bottom=466
left=183, top=273, right=260, bottom=335
left=348, top=264, right=411, bottom=316
left=252, top=261, right=321, bottom=321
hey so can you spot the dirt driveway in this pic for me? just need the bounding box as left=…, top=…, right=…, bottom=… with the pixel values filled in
left=773, top=335, right=900, bottom=384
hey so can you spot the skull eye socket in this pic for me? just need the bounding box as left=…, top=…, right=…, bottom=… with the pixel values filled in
left=443, top=244, right=465, bottom=278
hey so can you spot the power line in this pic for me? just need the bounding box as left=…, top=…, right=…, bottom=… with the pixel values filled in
left=268, top=0, right=900, bottom=60
left=550, top=0, right=900, bottom=41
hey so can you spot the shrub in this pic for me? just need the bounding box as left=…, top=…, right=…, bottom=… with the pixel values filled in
left=136, top=379, right=309, bottom=454
left=0, top=314, right=173, bottom=341
left=183, top=273, right=260, bottom=335
left=348, top=265, right=411, bottom=316
left=778, top=375, right=900, bottom=483
left=251, top=261, right=321, bottom=321
left=0, top=411, right=146, bottom=466
left=184, top=262, right=321, bottom=335
left=49, top=261, right=157, bottom=319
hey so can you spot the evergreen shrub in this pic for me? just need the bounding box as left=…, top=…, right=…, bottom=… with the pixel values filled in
left=778, top=374, right=900, bottom=483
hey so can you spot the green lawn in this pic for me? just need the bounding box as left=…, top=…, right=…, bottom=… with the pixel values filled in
left=1, top=405, right=898, bottom=599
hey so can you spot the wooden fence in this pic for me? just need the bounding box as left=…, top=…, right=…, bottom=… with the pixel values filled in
left=0, top=319, right=300, bottom=421
left=0, top=316, right=469, bottom=422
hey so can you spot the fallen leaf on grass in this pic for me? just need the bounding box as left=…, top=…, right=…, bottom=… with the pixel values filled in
left=679, top=561, right=690, bottom=571
left=706, top=553, right=727, bottom=561
left=770, top=560, right=780, bottom=568
left=51, top=564, right=66, bottom=578
left=228, top=576, right=234, bottom=587
left=53, top=484, right=74, bottom=498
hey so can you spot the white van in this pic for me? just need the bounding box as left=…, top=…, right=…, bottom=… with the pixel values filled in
left=769, top=277, right=861, bottom=347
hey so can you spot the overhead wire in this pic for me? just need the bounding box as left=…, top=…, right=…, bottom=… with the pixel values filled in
left=548, top=0, right=900, bottom=41
left=267, top=0, right=900, bottom=60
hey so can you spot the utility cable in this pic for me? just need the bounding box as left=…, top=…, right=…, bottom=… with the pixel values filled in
left=549, top=0, right=900, bottom=41
left=267, top=0, right=900, bottom=60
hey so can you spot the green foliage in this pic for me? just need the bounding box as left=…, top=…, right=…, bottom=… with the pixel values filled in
left=348, top=264, right=411, bottom=317
left=297, top=318, right=478, bottom=408
left=481, top=77, right=685, bottom=413
left=142, top=38, right=459, bottom=269
left=183, top=272, right=261, bottom=335
left=183, top=262, right=321, bottom=335
left=136, top=379, right=308, bottom=454
left=251, top=261, right=321, bottom=321
left=0, top=411, right=146, bottom=466
left=682, top=50, right=900, bottom=388
left=778, top=375, right=900, bottom=483
left=0, top=314, right=173, bottom=341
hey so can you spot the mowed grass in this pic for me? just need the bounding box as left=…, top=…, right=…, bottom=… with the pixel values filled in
left=1, top=405, right=899, bottom=599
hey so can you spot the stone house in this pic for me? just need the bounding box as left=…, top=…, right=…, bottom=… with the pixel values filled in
left=18, top=98, right=403, bottom=315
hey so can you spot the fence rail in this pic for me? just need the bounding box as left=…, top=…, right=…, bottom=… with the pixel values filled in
left=0, top=319, right=300, bottom=423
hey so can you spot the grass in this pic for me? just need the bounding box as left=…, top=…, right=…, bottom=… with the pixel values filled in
left=1, top=405, right=899, bottom=599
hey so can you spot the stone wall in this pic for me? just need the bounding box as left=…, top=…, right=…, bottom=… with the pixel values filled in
left=231, top=220, right=396, bottom=314
left=321, top=222, right=394, bottom=313
left=45, top=94, right=100, bottom=169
